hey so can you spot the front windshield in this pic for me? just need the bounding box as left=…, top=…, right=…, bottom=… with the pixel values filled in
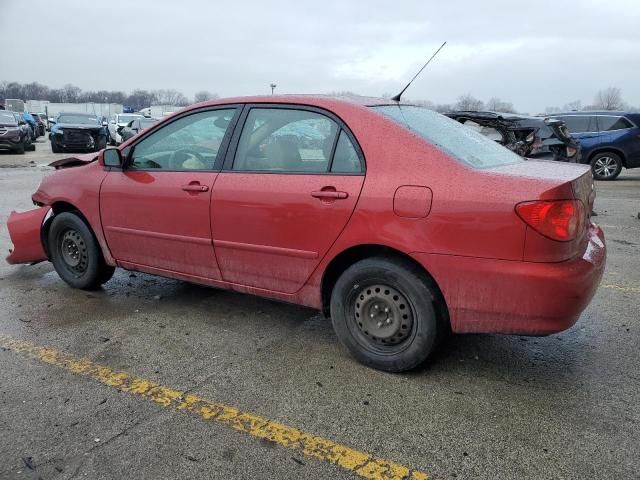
left=0, top=112, right=18, bottom=124
left=118, top=115, right=140, bottom=124
left=373, top=105, right=523, bottom=169
left=57, top=114, right=99, bottom=125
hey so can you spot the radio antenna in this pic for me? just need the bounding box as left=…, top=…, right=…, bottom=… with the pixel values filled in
left=391, top=41, right=447, bottom=102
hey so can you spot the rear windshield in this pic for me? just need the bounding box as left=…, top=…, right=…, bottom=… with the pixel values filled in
left=373, top=105, right=523, bottom=169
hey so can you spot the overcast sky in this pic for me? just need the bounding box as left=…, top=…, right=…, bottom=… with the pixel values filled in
left=2, top=0, right=638, bottom=113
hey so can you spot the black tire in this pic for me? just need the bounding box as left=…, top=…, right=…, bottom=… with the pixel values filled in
left=48, top=212, right=115, bottom=290
left=95, top=137, right=107, bottom=152
left=13, top=143, right=25, bottom=155
left=330, top=257, right=444, bottom=372
left=591, top=152, right=622, bottom=181
left=51, top=141, right=62, bottom=153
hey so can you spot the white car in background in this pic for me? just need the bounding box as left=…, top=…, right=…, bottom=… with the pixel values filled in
left=107, top=113, right=144, bottom=145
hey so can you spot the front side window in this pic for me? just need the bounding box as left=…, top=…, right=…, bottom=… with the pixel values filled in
left=233, top=108, right=339, bottom=172
left=374, top=106, right=522, bottom=169
left=598, top=116, right=633, bottom=131
left=130, top=109, right=236, bottom=171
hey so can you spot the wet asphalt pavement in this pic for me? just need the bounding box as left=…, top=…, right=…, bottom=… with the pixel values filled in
left=0, top=137, right=639, bottom=480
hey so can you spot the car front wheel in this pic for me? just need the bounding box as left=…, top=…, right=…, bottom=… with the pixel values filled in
left=330, top=257, right=444, bottom=372
left=591, top=152, right=622, bottom=180
left=48, top=212, right=115, bottom=289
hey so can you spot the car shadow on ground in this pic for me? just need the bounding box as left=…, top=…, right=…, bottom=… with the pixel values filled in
left=4, top=264, right=587, bottom=390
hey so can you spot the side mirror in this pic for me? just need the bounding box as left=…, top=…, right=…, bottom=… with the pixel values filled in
left=49, top=120, right=56, bottom=126
left=103, top=148, right=123, bottom=167
left=18, top=120, right=26, bottom=126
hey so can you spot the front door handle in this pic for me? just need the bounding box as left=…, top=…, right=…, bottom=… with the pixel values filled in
left=181, top=183, right=209, bottom=192
left=311, top=190, right=348, bottom=200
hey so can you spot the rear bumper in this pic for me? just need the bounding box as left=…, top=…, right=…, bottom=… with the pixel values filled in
left=412, top=223, right=606, bottom=335
left=5, top=207, right=51, bottom=265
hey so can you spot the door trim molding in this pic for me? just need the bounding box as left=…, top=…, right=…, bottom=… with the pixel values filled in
left=105, top=226, right=212, bottom=246
left=213, top=239, right=318, bottom=259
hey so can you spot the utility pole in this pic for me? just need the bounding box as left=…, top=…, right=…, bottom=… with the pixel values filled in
left=270, top=83, right=277, bottom=95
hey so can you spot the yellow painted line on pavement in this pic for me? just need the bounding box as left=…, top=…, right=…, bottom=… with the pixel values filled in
left=0, top=335, right=428, bottom=480
left=601, top=284, right=640, bottom=294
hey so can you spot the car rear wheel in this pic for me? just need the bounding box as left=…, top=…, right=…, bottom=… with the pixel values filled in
left=48, top=212, right=115, bottom=290
left=13, top=143, right=25, bottom=154
left=330, top=257, right=443, bottom=372
left=591, top=152, right=622, bottom=180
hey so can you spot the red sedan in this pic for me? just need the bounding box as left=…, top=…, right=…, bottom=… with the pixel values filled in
left=6, top=96, right=606, bottom=372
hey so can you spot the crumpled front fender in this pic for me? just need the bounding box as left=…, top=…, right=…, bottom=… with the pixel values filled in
left=6, top=207, right=51, bottom=265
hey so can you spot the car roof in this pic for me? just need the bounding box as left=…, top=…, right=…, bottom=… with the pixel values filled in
left=548, top=111, right=636, bottom=116
left=447, top=110, right=545, bottom=122
left=189, top=94, right=405, bottom=109
left=58, top=112, right=97, bottom=116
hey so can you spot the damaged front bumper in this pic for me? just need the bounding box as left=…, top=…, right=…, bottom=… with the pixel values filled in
left=6, top=206, right=51, bottom=265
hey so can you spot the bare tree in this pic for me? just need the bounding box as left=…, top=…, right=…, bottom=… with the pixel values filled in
left=563, top=100, right=582, bottom=111
left=486, top=97, right=516, bottom=113
left=62, top=84, right=82, bottom=103
left=594, top=87, right=625, bottom=110
left=194, top=91, right=219, bottom=103
left=455, top=94, right=484, bottom=111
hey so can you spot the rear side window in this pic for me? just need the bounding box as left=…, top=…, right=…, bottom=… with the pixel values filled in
left=233, top=108, right=339, bottom=173
left=558, top=116, right=597, bottom=133
left=598, top=116, right=633, bottom=131
left=374, top=106, right=522, bottom=169
left=331, top=131, right=361, bottom=173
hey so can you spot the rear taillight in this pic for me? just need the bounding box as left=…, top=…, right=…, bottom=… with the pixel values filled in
left=516, top=200, right=585, bottom=242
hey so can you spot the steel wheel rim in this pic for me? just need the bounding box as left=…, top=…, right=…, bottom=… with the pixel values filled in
left=59, top=229, right=88, bottom=276
left=350, top=284, right=415, bottom=352
left=594, top=157, right=616, bottom=177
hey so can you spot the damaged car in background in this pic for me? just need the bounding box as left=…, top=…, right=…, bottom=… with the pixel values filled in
left=447, top=111, right=581, bottom=163
left=49, top=113, right=108, bottom=153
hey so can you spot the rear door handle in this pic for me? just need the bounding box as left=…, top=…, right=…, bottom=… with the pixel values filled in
left=311, top=190, right=348, bottom=199
left=181, top=183, right=209, bottom=192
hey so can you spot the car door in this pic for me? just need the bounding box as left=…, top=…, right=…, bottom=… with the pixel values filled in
left=597, top=115, right=640, bottom=166
left=211, top=105, right=365, bottom=294
left=560, top=115, right=604, bottom=152
left=100, top=107, right=240, bottom=279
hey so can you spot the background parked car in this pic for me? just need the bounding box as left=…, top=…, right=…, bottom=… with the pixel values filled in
left=14, top=112, right=35, bottom=151
left=49, top=112, right=108, bottom=153
left=107, top=113, right=144, bottom=145
left=30, top=113, right=46, bottom=136
left=447, top=111, right=581, bottom=163
left=0, top=110, right=29, bottom=154
left=548, top=111, right=640, bottom=180
left=117, top=117, right=159, bottom=142
left=21, top=112, right=39, bottom=140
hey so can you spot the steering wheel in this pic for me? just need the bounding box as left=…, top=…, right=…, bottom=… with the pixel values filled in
left=168, top=148, right=207, bottom=170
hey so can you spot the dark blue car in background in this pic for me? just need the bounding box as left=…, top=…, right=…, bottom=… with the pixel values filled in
left=549, top=112, right=640, bottom=180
